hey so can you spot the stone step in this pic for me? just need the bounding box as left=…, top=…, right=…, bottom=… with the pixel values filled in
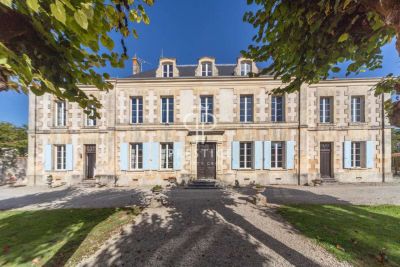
left=322, top=178, right=337, bottom=184
left=185, top=179, right=221, bottom=189
left=78, top=179, right=98, bottom=187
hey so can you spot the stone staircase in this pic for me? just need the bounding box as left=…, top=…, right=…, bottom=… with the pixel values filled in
left=321, top=177, right=337, bottom=184
left=186, top=179, right=221, bottom=189
left=78, top=179, right=98, bottom=188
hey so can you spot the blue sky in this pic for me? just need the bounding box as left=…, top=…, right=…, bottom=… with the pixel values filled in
left=1, top=0, right=399, bottom=126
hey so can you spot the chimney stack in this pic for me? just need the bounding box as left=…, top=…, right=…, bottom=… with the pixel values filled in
left=132, top=55, right=141, bottom=75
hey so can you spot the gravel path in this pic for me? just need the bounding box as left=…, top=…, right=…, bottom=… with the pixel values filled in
left=78, top=189, right=350, bottom=267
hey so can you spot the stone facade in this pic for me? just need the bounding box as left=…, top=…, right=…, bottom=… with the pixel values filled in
left=27, top=57, right=392, bottom=186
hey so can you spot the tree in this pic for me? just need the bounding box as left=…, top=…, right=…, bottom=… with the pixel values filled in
left=0, top=122, right=27, bottom=156
left=243, top=0, right=400, bottom=123
left=0, top=0, right=153, bottom=116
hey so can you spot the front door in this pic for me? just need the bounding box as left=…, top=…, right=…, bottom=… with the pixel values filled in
left=85, top=145, right=96, bottom=179
left=197, top=143, right=216, bottom=179
left=320, top=142, right=332, bottom=178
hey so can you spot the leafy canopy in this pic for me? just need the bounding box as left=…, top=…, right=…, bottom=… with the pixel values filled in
left=243, top=0, right=399, bottom=95
left=0, top=0, right=153, bottom=116
left=0, top=122, right=27, bottom=156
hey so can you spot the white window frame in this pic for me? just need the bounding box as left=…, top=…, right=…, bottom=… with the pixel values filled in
left=85, top=105, right=96, bottom=127
left=130, top=143, right=143, bottom=170
left=55, top=101, right=66, bottom=127
left=271, top=141, right=285, bottom=169
left=240, top=95, right=253, bottom=123
left=320, top=97, right=331, bottom=123
left=271, top=96, right=284, bottom=122
left=55, top=145, right=66, bottom=170
left=239, top=142, right=253, bottom=169
left=351, top=141, right=363, bottom=168
left=131, top=96, right=143, bottom=124
left=161, top=97, right=174, bottom=123
left=351, top=96, right=364, bottom=122
left=160, top=143, right=174, bottom=170
left=200, top=96, right=213, bottom=123
left=201, top=62, right=212, bottom=77
left=240, top=62, right=251, bottom=76
left=163, top=63, right=173, bottom=78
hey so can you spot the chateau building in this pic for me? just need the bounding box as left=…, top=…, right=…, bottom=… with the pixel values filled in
left=27, top=56, right=392, bottom=186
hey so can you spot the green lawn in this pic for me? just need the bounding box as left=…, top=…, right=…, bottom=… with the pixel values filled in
left=279, top=205, right=400, bottom=267
left=0, top=207, right=141, bottom=266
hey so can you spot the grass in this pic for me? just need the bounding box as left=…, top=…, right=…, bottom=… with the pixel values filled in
left=0, top=207, right=141, bottom=266
left=278, top=205, right=400, bottom=267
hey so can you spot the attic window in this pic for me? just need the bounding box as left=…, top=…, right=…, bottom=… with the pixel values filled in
left=163, top=63, right=173, bottom=77
left=240, top=61, right=252, bottom=76
left=201, top=62, right=212, bottom=77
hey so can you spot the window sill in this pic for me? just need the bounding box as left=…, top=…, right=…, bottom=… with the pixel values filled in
left=51, top=126, right=68, bottom=129
left=348, top=122, right=367, bottom=126
left=158, top=169, right=175, bottom=172
left=51, top=170, right=68, bottom=172
left=237, top=168, right=254, bottom=171
left=270, top=121, right=286, bottom=123
left=269, top=168, right=288, bottom=171
left=127, top=169, right=145, bottom=172
left=83, top=126, right=98, bottom=129
left=346, top=167, right=368, bottom=170
left=317, top=122, right=335, bottom=126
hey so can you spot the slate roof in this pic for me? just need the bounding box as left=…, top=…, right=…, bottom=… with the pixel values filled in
left=129, top=64, right=237, bottom=79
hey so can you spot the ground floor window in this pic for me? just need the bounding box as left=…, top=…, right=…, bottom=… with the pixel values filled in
left=239, top=142, right=253, bottom=168
left=161, top=143, right=174, bottom=169
left=130, top=143, right=143, bottom=170
left=351, top=141, right=365, bottom=168
left=271, top=141, right=285, bottom=168
left=55, top=145, right=66, bottom=170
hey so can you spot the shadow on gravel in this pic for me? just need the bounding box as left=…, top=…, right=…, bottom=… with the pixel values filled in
left=85, top=189, right=324, bottom=267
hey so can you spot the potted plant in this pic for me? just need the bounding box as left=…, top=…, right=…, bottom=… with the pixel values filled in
left=151, top=185, right=163, bottom=194
left=46, top=175, right=53, bottom=188
left=254, top=183, right=265, bottom=193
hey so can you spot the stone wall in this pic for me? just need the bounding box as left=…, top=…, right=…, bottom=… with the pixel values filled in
left=0, top=149, right=27, bottom=184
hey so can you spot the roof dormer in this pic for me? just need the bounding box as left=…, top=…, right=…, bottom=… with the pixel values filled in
left=195, top=57, right=218, bottom=77
left=234, top=57, right=258, bottom=76
left=156, top=58, right=179, bottom=78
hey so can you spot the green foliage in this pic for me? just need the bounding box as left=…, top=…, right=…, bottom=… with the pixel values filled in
left=243, top=0, right=398, bottom=95
left=279, top=205, right=400, bottom=266
left=0, top=122, right=27, bottom=156
left=0, top=0, right=154, bottom=116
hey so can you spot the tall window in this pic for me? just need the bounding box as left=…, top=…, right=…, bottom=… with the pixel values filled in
left=240, top=95, right=253, bottom=122
left=200, top=96, right=213, bottom=123
left=201, top=62, right=212, bottom=76
left=130, top=143, right=143, bottom=170
left=351, top=96, right=364, bottom=122
left=161, top=143, right=174, bottom=169
left=240, top=61, right=252, bottom=76
left=131, top=97, right=143, bottom=124
left=271, top=96, right=284, bottom=122
left=163, top=63, right=173, bottom=77
left=320, top=97, right=332, bottom=123
left=55, top=145, right=66, bottom=170
left=239, top=142, right=253, bottom=168
left=86, top=105, right=96, bottom=127
left=161, top=97, right=174, bottom=123
left=55, top=101, right=66, bottom=126
left=351, top=142, right=362, bottom=168
left=271, top=141, right=284, bottom=168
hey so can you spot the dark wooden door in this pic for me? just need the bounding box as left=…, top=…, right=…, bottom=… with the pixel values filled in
left=85, top=145, right=96, bottom=179
left=320, top=142, right=332, bottom=178
left=197, top=143, right=216, bottom=179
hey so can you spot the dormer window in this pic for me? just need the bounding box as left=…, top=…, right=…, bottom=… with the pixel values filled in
left=163, top=63, right=173, bottom=77
left=201, top=62, right=212, bottom=77
left=240, top=61, right=252, bottom=76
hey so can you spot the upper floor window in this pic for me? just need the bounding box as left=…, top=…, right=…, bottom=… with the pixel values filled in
left=271, top=96, right=284, bottom=122
left=161, top=96, right=174, bottom=123
left=271, top=141, right=285, bottom=168
left=131, top=97, right=143, bottom=124
left=201, top=62, right=212, bottom=77
left=320, top=97, right=332, bottom=123
left=85, top=105, right=96, bottom=127
left=55, top=101, right=66, bottom=127
left=240, top=95, right=253, bottom=122
left=55, top=145, right=66, bottom=170
left=130, top=143, right=143, bottom=170
left=351, top=96, right=365, bottom=122
left=161, top=143, right=174, bottom=169
left=200, top=96, right=214, bottom=123
left=239, top=142, right=253, bottom=169
left=240, top=61, right=252, bottom=76
left=163, top=63, right=173, bottom=77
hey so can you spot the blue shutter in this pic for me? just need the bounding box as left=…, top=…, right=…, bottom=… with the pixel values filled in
left=173, top=142, right=184, bottom=170
left=286, top=141, right=295, bottom=169
left=143, top=142, right=151, bottom=170
left=231, top=141, right=239, bottom=169
left=343, top=141, right=351, bottom=168
left=44, top=144, right=52, bottom=171
left=120, top=143, right=128, bottom=171
left=66, top=144, right=73, bottom=171
left=366, top=141, right=375, bottom=168
left=151, top=142, right=159, bottom=170
left=254, top=141, right=263, bottom=169
left=264, top=141, right=271, bottom=169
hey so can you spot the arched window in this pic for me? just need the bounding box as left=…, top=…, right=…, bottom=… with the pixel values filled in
left=201, top=62, right=212, bottom=77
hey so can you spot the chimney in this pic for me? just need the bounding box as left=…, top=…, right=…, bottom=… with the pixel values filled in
left=132, top=55, right=141, bottom=75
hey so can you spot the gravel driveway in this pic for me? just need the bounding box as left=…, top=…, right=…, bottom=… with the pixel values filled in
left=78, top=188, right=350, bottom=267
